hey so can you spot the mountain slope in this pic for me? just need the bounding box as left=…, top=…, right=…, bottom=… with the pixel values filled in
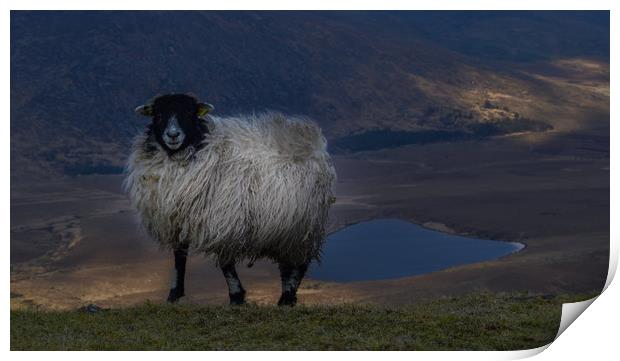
left=10, top=11, right=609, bottom=177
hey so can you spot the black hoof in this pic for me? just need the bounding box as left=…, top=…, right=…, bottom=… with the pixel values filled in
left=277, top=291, right=297, bottom=306
left=167, top=288, right=185, bottom=303
left=229, top=290, right=246, bottom=306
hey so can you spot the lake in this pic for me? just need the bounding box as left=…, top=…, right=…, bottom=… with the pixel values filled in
left=309, top=218, right=524, bottom=282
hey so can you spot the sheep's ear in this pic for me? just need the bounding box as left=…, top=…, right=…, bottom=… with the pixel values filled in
left=197, top=102, right=214, bottom=117
left=134, top=104, right=153, bottom=117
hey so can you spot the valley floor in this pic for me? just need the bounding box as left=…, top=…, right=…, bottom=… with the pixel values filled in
left=10, top=129, right=609, bottom=310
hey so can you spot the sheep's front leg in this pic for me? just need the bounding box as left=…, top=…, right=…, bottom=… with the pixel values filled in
left=221, top=262, right=246, bottom=305
left=278, top=262, right=309, bottom=306
left=167, top=244, right=188, bottom=303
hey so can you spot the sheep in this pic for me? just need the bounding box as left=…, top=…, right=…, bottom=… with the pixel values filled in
left=124, top=94, right=336, bottom=306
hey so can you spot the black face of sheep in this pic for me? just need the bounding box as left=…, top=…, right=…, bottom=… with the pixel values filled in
left=135, top=94, right=214, bottom=154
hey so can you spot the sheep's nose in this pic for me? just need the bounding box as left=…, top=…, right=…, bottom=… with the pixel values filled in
left=167, top=130, right=180, bottom=138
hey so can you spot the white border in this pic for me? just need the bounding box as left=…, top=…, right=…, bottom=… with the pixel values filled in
left=4, top=1, right=617, bottom=359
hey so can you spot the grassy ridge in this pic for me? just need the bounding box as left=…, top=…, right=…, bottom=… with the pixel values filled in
left=10, top=293, right=592, bottom=350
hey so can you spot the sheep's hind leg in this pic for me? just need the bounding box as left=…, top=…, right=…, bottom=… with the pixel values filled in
left=167, top=244, right=189, bottom=303
left=221, top=262, right=246, bottom=305
left=278, top=262, right=309, bottom=306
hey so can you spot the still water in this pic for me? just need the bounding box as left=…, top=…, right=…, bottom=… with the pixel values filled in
left=309, top=218, right=523, bottom=282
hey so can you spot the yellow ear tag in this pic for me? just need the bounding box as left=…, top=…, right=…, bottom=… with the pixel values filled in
left=197, top=103, right=214, bottom=117
left=135, top=104, right=153, bottom=117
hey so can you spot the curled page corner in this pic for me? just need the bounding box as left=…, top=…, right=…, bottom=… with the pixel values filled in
left=555, top=297, right=598, bottom=340
left=550, top=237, right=618, bottom=344
left=513, top=296, right=600, bottom=359
left=512, top=247, right=618, bottom=357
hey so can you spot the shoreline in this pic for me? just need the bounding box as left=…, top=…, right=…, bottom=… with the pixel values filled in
left=317, top=216, right=527, bottom=284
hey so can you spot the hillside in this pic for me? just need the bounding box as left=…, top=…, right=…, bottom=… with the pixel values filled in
left=12, top=292, right=593, bottom=351
left=10, top=11, right=609, bottom=178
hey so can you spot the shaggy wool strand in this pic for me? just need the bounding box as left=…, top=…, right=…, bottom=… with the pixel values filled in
left=124, top=113, right=337, bottom=266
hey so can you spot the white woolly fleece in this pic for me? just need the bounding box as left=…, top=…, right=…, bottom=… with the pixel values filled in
left=124, top=113, right=336, bottom=265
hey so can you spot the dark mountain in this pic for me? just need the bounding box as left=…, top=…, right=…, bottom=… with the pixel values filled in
left=10, top=11, right=609, bottom=177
